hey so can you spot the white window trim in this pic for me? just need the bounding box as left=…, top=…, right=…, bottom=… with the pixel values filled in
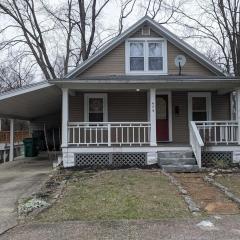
left=125, top=38, right=168, bottom=75
left=156, top=91, right=172, bottom=142
left=84, top=93, right=108, bottom=122
left=188, top=92, right=212, bottom=122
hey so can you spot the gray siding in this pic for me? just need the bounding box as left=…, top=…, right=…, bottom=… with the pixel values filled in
left=212, top=92, right=231, bottom=120
left=108, top=92, right=147, bottom=121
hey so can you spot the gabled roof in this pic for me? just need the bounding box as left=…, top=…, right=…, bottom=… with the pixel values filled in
left=65, top=16, right=225, bottom=79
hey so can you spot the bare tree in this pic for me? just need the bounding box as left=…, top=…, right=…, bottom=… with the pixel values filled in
left=0, top=56, right=34, bottom=92
left=177, top=0, right=240, bottom=76
left=0, top=0, right=111, bottom=80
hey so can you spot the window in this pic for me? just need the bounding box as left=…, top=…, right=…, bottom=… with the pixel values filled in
left=126, top=38, right=167, bottom=74
left=192, top=97, right=207, bottom=121
left=188, top=92, right=211, bottom=122
left=148, top=42, right=163, bottom=71
left=84, top=94, right=108, bottom=122
left=130, top=42, right=144, bottom=71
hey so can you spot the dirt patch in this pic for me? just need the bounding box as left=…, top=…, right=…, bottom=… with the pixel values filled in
left=173, top=173, right=240, bottom=215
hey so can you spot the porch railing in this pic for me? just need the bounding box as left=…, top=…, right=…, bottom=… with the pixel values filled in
left=189, top=121, right=204, bottom=168
left=68, top=122, right=151, bottom=146
left=190, top=120, right=239, bottom=168
left=195, top=121, right=238, bottom=145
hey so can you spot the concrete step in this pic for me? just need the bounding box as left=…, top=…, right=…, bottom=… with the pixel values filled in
left=159, top=157, right=196, bottom=165
left=158, top=151, right=193, bottom=159
left=161, top=164, right=199, bottom=173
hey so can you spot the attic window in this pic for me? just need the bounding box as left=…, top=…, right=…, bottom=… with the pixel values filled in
left=126, top=38, right=167, bottom=74
left=141, top=26, right=150, bottom=36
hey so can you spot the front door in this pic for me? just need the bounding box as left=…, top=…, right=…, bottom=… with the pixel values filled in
left=156, top=95, right=169, bottom=142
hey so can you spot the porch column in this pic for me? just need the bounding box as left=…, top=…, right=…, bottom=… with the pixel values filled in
left=237, top=90, right=240, bottom=145
left=149, top=88, right=157, bottom=146
left=61, top=88, right=69, bottom=148
left=9, top=119, right=14, bottom=161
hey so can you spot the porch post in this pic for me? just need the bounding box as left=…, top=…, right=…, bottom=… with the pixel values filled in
left=237, top=90, right=240, bottom=145
left=61, top=88, right=69, bottom=148
left=149, top=88, right=157, bottom=146
left=9, top=119, right=14, bottom=161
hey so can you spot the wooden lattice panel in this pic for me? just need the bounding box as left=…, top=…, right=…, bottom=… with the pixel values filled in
left=202, top=151, right=232, bottom=167
left=75, top=153, right=110, bottom=167
left=112, top=153, right=146, bottom=167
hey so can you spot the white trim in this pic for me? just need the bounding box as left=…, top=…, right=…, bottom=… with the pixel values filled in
left=150, top=88, right=157, bottom=146
left=125, top=38, right=168, bottom=75
left=84, top=93, right=108, bottom=122
left=236, top=89, right=240, bottom=144
left=0, top=81, right=52, bottom=100
left=9, top=119, right=14, bottom=161
left=205, top=145, right=240, bottom=151
left=65, top=16, right=224, bottom=79
left=188, top=92, right=212, bottom=122
left=156, top=91, right=172, bottom=142
left=63, top=146, right=192, bottom=153
left=61, top=88, right=69, bottom=148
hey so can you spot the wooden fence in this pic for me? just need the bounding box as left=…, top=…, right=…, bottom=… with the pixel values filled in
left=0, top=131, right=30, bottom=144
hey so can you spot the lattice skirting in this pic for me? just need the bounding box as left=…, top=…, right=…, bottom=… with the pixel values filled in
left=75, top=153, right=147, bottom=167
left=202, top=151, right=232, bottom=167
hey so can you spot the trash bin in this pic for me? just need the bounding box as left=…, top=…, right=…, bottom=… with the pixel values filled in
left=23, top=138, right=38, bottom=157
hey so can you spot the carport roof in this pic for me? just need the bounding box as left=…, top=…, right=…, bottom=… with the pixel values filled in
left=0, top=81, right=61, bottom=120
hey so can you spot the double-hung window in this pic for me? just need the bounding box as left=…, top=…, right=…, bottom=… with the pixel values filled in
left=84, top=93, right=108, bottom=122
left=126, top=38, right=167, bottom=74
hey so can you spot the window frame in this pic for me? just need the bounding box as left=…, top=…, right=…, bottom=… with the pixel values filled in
left=84, top=93, right=108, bottom=122
left=125, top=38, right=168, bottom=75
left=188, top=92, right=212, bottom=122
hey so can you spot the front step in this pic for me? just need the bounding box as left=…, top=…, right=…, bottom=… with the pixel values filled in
left=158, top=151, right=193, bottom=159
left=161, top=164, right=199, bottom=173
left=159, top=157, right=196, bottom=165
left=158, top=151, right=199, bottom=173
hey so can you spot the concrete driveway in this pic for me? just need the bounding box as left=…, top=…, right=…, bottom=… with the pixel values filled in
left=2, top=215, right=240, bottom=240
left=0, top=154, right=52, bottom=234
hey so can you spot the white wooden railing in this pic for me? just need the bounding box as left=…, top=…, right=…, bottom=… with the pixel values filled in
left=190, top=120, right=239, bottom=168
left=68, top=122, right=151, bottom=146
left=195, top=121, right=238, bottom=145
left=189, top=121, right=204, bottom=168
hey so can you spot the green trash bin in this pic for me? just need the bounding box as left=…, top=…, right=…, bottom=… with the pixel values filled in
left=23, top=138, right=38, bottom=157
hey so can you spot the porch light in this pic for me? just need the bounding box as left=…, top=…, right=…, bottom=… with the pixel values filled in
left=136, top=89, right=140, bottom=92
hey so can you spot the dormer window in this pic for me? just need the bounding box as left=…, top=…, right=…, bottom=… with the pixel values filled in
left=126, top=38, right=167, bottom=74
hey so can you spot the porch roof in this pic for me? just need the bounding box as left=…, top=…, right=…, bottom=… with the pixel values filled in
left=0, top=81, right=61, bottom=120
left=50, top=75, right=240, bottom=92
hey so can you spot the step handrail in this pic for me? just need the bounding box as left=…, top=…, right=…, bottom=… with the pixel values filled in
left=189, top=121, right=204, bottom=168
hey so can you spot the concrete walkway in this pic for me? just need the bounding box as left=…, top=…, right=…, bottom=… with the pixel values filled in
left=1, top=215, right=240, bottom=240
left=0, top=154, right=52, bottom=234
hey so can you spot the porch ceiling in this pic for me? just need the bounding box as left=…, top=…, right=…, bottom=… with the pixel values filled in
left=0, top=82, right=61, bottom=120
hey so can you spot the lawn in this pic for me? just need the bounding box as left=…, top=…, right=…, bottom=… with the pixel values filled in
left=36, top=169, right=190, bottom=221
left=216, top=173, right=240, bottom=198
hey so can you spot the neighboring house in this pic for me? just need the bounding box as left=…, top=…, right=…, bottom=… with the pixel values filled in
left=0, top=16, right=240, bottom=171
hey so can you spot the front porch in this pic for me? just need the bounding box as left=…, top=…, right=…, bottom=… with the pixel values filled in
left=60, top=86, right=240, bottom=169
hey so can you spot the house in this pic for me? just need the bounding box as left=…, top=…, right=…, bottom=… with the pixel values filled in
left=0, top=16, right=240, bottom=171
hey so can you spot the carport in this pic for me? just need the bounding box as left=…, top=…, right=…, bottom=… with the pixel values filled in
left=0, top=81, right=62, bottom=161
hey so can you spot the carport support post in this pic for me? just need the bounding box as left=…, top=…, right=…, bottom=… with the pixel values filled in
left=61, top=88, right=69, bottom=148
left=149, top=88, right=157, bottom=146
left=9, top=119, right=14, bottom=161
left=237, top=90, right=240, bottom=145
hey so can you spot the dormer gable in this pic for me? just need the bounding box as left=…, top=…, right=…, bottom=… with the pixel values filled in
left=66, top=16, right=225, bottom=79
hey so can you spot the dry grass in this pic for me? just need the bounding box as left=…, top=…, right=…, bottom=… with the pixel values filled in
left=216, top=173, right=240, bottom=198
left=36, top=169, right=191, bottom=221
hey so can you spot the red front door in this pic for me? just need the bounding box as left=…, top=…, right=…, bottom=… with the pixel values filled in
left=156, top=95, right=169, bottom=142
